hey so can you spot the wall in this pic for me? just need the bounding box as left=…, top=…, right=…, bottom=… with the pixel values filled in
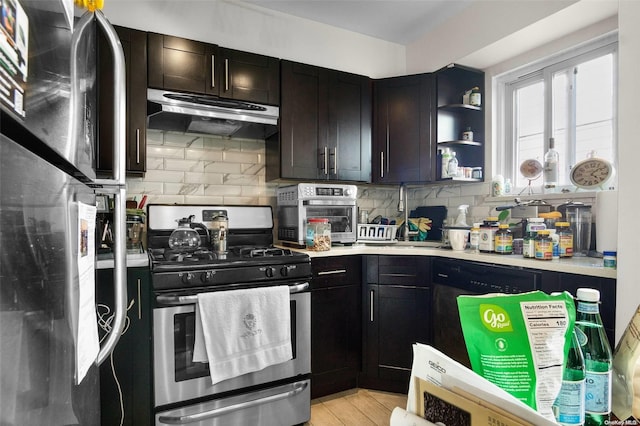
left=406, top=0, right=579, bottom=73
left=614, top=0, right=640, bottom=343
left=101, top=0, right=405, bottom=78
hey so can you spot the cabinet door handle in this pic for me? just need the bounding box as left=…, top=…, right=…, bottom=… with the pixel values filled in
left=137, top=278, right=142, bottom=320
left=317, top=269, right=347, bottom=276
left=323, top=146, right=328, bottom=175
left=135, top=128, right=140, bottom=164
left=370, top=289, right=374, bottom=322
left=211, top=55, right=215, bottom=89
left=224, top=58, right=229, bottom=92
left=332, top=147, right=337, bottom=173
left=380, top=152, right=384, bottom=179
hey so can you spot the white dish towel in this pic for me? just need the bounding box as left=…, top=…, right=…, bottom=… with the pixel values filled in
left=192, top=285, right=292, bottom=385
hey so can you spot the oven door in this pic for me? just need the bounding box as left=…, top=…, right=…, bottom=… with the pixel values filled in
left=153, top=283, right=310, bottom=408
left=155, top=379, right=310, bottom=426
left=304, top=201, right=357, bottom=244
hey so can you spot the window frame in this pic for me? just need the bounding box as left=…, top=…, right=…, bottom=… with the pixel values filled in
left=494, top=33, right=618, bottom=192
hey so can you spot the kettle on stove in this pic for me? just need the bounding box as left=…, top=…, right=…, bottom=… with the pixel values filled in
left=168, top=215, right=210, bottom=251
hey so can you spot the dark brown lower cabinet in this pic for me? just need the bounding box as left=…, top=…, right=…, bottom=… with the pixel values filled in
left=360, top=255, right=431, bottom=393
left=540, top=270, right=616, bottom=347
left=311, top=256, right=362, bottom=399
left=97, top=267, right=152, bottom=426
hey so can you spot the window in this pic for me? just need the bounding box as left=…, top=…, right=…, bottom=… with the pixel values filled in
left=495, top=35, right=617, bottom=191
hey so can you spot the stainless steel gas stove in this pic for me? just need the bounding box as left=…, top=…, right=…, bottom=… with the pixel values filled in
left=147, top=204, right=311, bottom=426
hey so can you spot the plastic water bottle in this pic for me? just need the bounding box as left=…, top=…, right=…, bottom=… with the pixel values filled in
left=448, top=151, right=459, bottom=178
left=575, top=288, right=612, bottom=425
left=553, top=329, right=586, bottom=425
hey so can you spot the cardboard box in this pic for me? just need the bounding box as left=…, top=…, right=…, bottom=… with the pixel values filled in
left=415, top=378, right=532, bottom=426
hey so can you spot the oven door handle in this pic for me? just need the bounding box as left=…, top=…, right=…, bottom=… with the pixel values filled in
left=156, top=282, right=310, bottom=305
left=157, top=380, right=309, bottom=424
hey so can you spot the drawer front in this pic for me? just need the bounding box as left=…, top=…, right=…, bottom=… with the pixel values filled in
left=311, top=256, right=361, bottom=289
left=378, top=255, right=429, bottom=287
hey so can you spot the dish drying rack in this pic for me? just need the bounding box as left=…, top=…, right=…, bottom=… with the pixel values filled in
left=357, top=224, right=397, bottom=242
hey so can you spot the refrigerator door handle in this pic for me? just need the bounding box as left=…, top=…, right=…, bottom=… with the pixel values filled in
left=74, top=11, right=128, bottom=366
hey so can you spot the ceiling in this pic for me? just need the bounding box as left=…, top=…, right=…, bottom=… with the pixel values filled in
left=239, top=0, right=475, bottom=45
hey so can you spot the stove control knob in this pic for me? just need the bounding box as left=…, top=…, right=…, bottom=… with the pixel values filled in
left=181, top=272, right=195, bottom=284
left=201, top=271, right=215, bottom=283
left=265, top=267, right=275, bottom=278
left=280, top=266, right=289, bottom=277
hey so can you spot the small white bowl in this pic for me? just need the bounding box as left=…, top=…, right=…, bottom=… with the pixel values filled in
left=449, top=229, right=470, bottom=251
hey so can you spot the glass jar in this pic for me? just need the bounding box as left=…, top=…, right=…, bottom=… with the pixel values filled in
left=494, top=224, right=513, bottom=254
left=534, top=230, right=553, bottom=260
left=522, top=231, right=536, bottom=258
left=305, top=218, right=331, bottom=251
left=555, top=221, right=573, bottom=258
left=479, top=217, right=500, bottom=252
left=469, top=227, right=480, bottom=253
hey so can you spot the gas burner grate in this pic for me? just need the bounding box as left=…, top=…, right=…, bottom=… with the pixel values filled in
left=163, top=249, right=216, bottom=262
left=239, top=247, right=293, bottom=258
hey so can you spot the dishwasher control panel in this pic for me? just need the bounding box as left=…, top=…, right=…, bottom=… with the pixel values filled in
left=432, top=258, right=540, bottom=294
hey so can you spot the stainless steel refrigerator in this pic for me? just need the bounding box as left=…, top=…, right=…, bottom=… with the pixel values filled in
left=0, top=1, right=127, bottom=424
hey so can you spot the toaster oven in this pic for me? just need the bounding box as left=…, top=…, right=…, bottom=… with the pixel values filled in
left=276, top=183, right=358, bottom=246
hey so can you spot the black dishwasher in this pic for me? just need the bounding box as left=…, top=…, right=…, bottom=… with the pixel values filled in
left=431, top=258, right=541, bottom=367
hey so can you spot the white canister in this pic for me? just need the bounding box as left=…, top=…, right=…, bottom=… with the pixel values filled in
left=596, top=190, right=618, bottom=253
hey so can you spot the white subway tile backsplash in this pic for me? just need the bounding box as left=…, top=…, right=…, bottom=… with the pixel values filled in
left=184, top=172, right=224, bottom=185
left=164, top=182, right=204, bottom=196
left=128, top=130, right=271, bottom=204
left=223, top=150, right=261, bottom=164
left=144, top=170, right=185, bottom=184
left=185, top=148, right=223, bottom=162
left=147, top=145, right=185, bottom=159
left=203, top=161, right=243, bottom=174
left=204, top=185, right=243, bottom=197
left=223, top=173, right=262, bottom=186
left=163, top=132, right=204, bottom=148
left=164, top=158, right=205, bottom=173
left=145, top=157, right=165, bottom=171
left=126, top=180, right=163, bottom=195
left=184, top=195, right=225, bottom=204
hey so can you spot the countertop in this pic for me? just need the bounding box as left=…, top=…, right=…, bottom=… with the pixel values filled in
left=280, top=242, right=617, bottom=279
left=95, top=245, right=616, bottom=279
left=96, top=251, right=149, bottom=269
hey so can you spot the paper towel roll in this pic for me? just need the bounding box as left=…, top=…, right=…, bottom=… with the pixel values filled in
left=596, top=190, right=618, bottom=253
left=390, top=407, right=439, bottom=426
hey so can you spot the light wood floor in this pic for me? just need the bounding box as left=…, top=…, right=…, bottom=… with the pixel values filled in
left=306, top=388, right=407, bottom=426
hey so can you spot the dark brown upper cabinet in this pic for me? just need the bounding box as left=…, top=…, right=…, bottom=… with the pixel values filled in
left=147, top=34, right=280, bottom=105
left=97, top=26, right=147, bottom=177
left=147, top=33, right=218, bottom=96
left=217, top=48, right=279, bottom=105
left=435, top=64, right=485, bottom=182
left=372, top=74, right=434, bottom=184
left=267, top=60, right=370, bottom=181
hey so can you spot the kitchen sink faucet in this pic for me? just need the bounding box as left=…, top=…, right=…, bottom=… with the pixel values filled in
left=398, top=183, right=416, bottom=241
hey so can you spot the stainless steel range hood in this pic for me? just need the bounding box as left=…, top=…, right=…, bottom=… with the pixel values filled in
left=146, top=89, right=279, bottom=139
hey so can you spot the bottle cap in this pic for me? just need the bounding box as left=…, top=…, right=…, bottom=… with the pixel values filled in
left=603, top=251, right=617, bottom=256
left=498, top=224, right=509, bottom=229
left=537, top=230, right=551, bottom=235
left=555, top=222, right=570, bottom=227
left=577, top=288, right=600, bottom=302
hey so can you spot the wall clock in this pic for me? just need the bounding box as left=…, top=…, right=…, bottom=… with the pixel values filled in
left=569, top=155, right=614, bottom=190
